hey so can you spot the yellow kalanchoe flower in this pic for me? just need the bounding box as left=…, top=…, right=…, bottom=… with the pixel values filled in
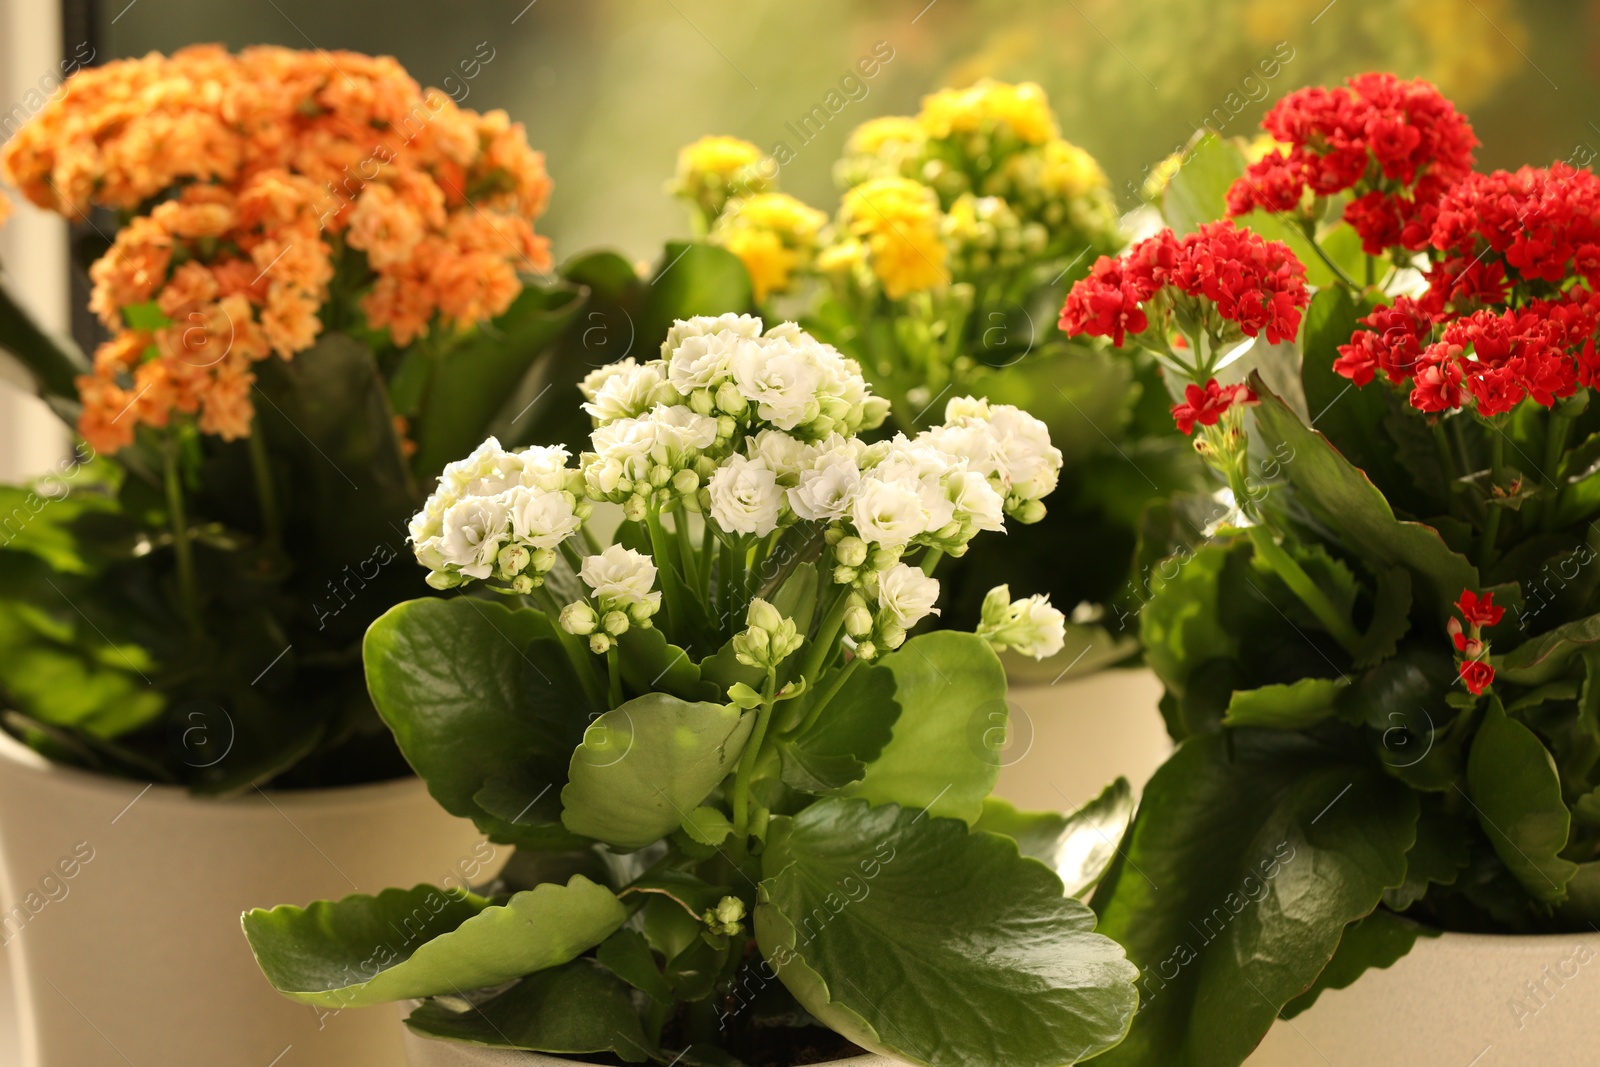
left=835, top=115, right=927, bottom=188
left=837, top=177, right=949, bottom=300
left=918, top=79, right=1058, bottom=146
left=712, top=192, right=828, bottom=303
left=669, top=134, right=774, bottom=225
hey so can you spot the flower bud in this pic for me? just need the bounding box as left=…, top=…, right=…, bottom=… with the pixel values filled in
left=843, top=598, right=874, bottom=638
left=747, top=597, right=785, bottom=633
left=689, top=389, right=716, bottom=415
left=530, top=547, right=557, bottom=573
left=835, top=536, right=868, bottom=568
left=497, top=544, right=531, bottom=575
left=879, top=623, right=907, bottom=650
left=649, top=464, right=673, bottom=488
left=1010, top=498, right=1047, bottom=524
left=715, top=382, right=746, bottom=415
left=824, top=526, right=844, bottom=546
left=855, top=640, right=877, bottom=661
left=716, top=414, right=738, bottom=439
left=589, top=633, right=613, bottom=654
left=425, top=570, right=465, bottom=590
left=672, top=468, right=700, bottom=496
left=603, top=610, right=631, bottom=636
left=510, top=574, right=536, bottom=595
left=622, top=494, right=649, bottom=522
left=833, top=565, right=857, bottom=585
left=560, top=601, right=598, bottom=636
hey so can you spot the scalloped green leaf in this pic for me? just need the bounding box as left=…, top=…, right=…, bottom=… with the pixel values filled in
left=561, top=693, right=753, bottom=849
left=365, top=597, right=594, bottom=848
left=1090, top=730, right=1418, bottom=1067
left=1279, top=910, right=1436, bottom=1020
left=1466, top=699, right=1579, bottom=904
left=756, top=798, right=1138, bottom=1067
left=974, top=777, right=1135, bottom=896
left=778, top=660, right=900, bottom=794
left=405, top=958, right=650, bottom=1061
left=1251, top=381, right=1478, bottom=620
left=1496, top=611, right=1600, bottom=685
left=1222, top=677, right=1350, bottom=730
left=616, top=626, right=717, bottom=702
left=243, top=875, right=625, bottom=1008
left=842, top=631, right=1006, bottom=824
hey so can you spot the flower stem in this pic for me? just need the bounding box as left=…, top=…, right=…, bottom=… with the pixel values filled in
left=535, top=585, right=605, bottom=709
left=606, top=643, right=623, bottom=710
left=730, top=670, right=777, bottom=840
left=163, top=445, right=201, bottom=637
left=1247, top=525, right=1361, bottom=654
left=1479, top=429, right=1505, bottom=571
left=792, top=656, right=860, bottom=736
left=919, top=547, right=945, bottom=576
left=1541, top=409, right=1574, bottom=533
left=799, top=587, right=851, bottom=683
left=645, top=507, right=690, bottom=635
left=246, top=431, right=281, bottom=550
left=1299, top=220, right=1360, bottom=289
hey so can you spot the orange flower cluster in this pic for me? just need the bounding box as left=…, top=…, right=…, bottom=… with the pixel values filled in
left=1, top=45, right=554, bottom=452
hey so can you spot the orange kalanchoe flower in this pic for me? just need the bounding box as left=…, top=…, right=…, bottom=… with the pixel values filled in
left=1, top=45, right=554, bottom=453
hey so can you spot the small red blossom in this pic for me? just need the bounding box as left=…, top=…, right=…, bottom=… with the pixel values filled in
left=1060, top=221, right=1310, bottom=349
left=1226, top=73, right=1477, bottom=254
left=1458, top=658, right=1495, bottom=695
left=1171, top=379, right=1257, bottom=435
left=1430, top=164, right=1600, bottom=289
left=1456, top=589, right=1505, bottom=627
left=1334, top=296, right=1437, bottom=386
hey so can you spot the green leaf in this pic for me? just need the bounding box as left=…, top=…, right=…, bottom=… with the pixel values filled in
left=844, top=632, right=1006, bottom=824
left=680, top=805, right=734, bottom=846
left=1496, top=611, right=1600, bottom=686
left=1465, top=699, right=1578, bottom=904
left=121, top=300, right=170, bottom=331
left=1279, top=911, right=1436, bottom=1020
left=561, top=693, right=753, bottom=849
left=974, top=778, right=1135, bottom=896
left=595, top=928, right=675, bottom=1003
left=365, top=597, right=593, bottom=846
left=778, top=660, right=900, bottom=794
left=1140, top=540, right=1238, bottom=702
left=616, top=626, right=717, bottom=702
left=757, top=798, right=1139, bottom=1067
left=410, top=283, right=585, bottom=475
left=0, top=277, right=89, bottom=401
left=1089, top=730, right=1419, bottom=1067
left=1222, top=677, right=1350, bottom=730
left=0, top=478, right=120, bottom=575
left=243, top=875, right=625, bottom=1008
left=1353, top=567, right=1413, bottom=668
left=405, top=959, right=650, bottom=1061
left=1383, top=803, right=1472, bottom=910
left=634, top=242, right=754, bottom=359
left=1251, top=380, right=1479, bottom=620
left=1159, top=134, right=1240, bottom=235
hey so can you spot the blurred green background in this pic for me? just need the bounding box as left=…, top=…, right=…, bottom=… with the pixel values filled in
left=100, top=0, right=1599, bottom=263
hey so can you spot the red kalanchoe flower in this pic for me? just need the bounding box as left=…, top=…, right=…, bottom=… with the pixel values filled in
left=1456, top=589, right=1504, bottom=627
left=1334, top=296, right=1437, bottom=386
left=1430, top=164, right=1600, bottom=289
left=1458, top=658, right=1495, bottom=696
left=1226, top=73, right=1477, bottom=255
left=1060, top=221, right=1310, bottom=349
left=1170, top=379, right=1257, bottom=435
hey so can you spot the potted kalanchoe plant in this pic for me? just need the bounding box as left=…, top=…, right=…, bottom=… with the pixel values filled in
left=243, top=313, right=1141, bottom=1067
left=0, top=45, right=750, bottom=1067
left=671, top=80, right=1202, bottom=811
left=1060, top=72, right=1600, bottom=1065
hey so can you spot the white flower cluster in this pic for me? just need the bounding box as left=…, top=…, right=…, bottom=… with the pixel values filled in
left=559, top=545, right=664, bottom=653
left=576, top=315, right=891, bottom=521
left=922, top=396, right=1063, bottom=523
left=976, top=584, right=1067, bottom=660
left=409, top=438, right=589, bottom=591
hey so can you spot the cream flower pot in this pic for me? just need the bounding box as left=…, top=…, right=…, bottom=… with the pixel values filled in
left=400, top=1021, right=899, bottom=1066
left=1245, top=930, right=1600, bottom=1066
left=0, top=729, right=492, bottom=1067
left=995, top=666, right=1171, bottom=813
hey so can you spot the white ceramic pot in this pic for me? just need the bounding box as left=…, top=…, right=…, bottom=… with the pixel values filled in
left=0, top=729, right=492, bottom=1067
left=1245, top=930, right=1600, bottom=1066
left=995, top=667, right=1171, bottom=814
left=400, top=1021, right=898, bottom=1066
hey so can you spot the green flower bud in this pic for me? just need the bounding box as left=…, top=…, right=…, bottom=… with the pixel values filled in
left=715, top=382, right=747, bottom=415
left=560, top=601, right=599, bottom=636
left=747, top=597, right=785, bottom=633
left=716, top=414, right=738, bottom=439
left=879, top=623, right=907, bottom=650
left=1010, top=498, right=1047, bottom=524
left=689, top=388, right=716, bottom=416
left=622, top=494, right=649, bottom=522
left=843, top=599, right=874, bottom=639
left=510, top=574, right=536, bottom=595
left=672, top=468, right=700, bottom=496
left=727, top=682, right=763, bottom=709
left=589, top=632, right=613, bottom=655
left=833, top=564, right=857, bottom=585
left=425, top=570, right=464, bottom=590
left=497, top=544, right=531, bottom=575
left=530, top=547, right=557, bottom=573
left=649, top=464, right=673, bottom=488
left=835, top=536, right=868, bottom=568
left=855, top=640, right=877, bottom=661
left=603, top=610, right=631, bottom=636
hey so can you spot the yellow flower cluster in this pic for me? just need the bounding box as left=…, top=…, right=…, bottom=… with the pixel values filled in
left=827, top=178, right=950, bottom=301
left=669, top=135, right=775, bottom=226
left=712, top=192, right=828, bottom=302
left=918, top=79, right=1059, bottom=146
left=2, top=45, right=554, bottom=453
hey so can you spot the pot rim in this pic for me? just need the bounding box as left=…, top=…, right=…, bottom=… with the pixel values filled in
left=0, top=724, right=425, bottom=812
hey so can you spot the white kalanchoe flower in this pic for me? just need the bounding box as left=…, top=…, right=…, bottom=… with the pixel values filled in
left=438, top=496, right=511, bottom=581
left=505, top=485, right=582, bottom=549
left=789, top=446, right=862, bottom=523
left=581, top=359, right=669, bottom=424
left=708, top=454, right=785, bottom=536
left=660, top=313, right=764, bottom=359
left=513, top=444, right=575, bottom=492
left=439, top=436, right=521, bottom=499
left=731, top=332, right=823, bottom=432
left=667, top=330, right=744, bottom=396
left=876, top=562, right=942, bottom=633
left=578, top=544, right=661, bottom=611
left=851, top=475, right=932, bottom=548
left=748, top=429, right=814, bottom=484
left=976, top=584, right=1067, bottom=660
left=928, top=397, right=1063, bottom=522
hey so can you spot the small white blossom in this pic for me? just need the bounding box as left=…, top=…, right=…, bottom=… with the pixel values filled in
left=438, top=496, right=510, bottom=580
left=748, top=429, right=813, bottom=483
left=789, top=449, right=861, bottom=522
left=581, top=359, right=668, bottom=424
left=877, top=562, right=942, bottom=630
left=731, top=335, right=822, bottom=431
left=579, top=545, right=660, bottom=609
left=667, top=331, right=743, bottom=395
left=708, top=454, right=784, bottom=535
left=505, top=486, right=581, bottom=549
left=851, top=477, right=929, bottom=546
left=976, top=585, right=1067, bottom=660
left=661, top=313, right=764, bottom=359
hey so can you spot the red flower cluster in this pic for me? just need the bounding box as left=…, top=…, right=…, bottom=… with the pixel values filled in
left=1171, top=379, right=1257, bottom=435
left=1428, top=164, right=1600, bottom=304
left=1059, top=220, right=1310, bottom=348
left=1338, top=292, right=1600, bottom=417
left=1225, top=73, right=1477, bottom=255
left=1450, top=589, right=1502, bottom=696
